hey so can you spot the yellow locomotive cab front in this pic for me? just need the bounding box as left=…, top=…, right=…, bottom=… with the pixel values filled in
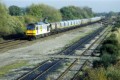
left=26, top=30, right=37, bottom=36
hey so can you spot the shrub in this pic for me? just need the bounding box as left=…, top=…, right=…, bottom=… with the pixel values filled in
left=0, top=3, right=10, bottom=36
left=0, top=3, right=26, bottom=38
left=93, top=60, right=102, bottom=68
left=10, top=16, right=26, bottom=34
left=102, top=34, right=118, bottom=46
left=83, top=68, right=107, bottom=80
left=111, top=27, right=118, bottom=32
left=100, top=53, right=112, bottom=68
left=16, top=16, right=25, bottom=24
left=100, top=44, right=119, bottom=56
left=5, top=16, right=25, bottom=34
left=107, top=66, right=120, bottom=80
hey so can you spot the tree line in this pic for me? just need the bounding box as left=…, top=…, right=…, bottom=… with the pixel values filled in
left=95, top=11, right=120, bottom=18
left=9, top=4, right=94, bottom=21
left=0, top=2, right=94, bottom=40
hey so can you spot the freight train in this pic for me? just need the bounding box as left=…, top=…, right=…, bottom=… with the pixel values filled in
left=26, top=17, right=103, bottom=40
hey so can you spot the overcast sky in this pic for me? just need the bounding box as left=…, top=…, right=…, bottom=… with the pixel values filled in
left=1, top=0, right=120, bottom=13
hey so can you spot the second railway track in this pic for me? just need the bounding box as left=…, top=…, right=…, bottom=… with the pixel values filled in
left=0, top=39, right=28, bottom=52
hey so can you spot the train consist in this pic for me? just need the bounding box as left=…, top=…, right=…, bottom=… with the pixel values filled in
left=26, top=17, right=103, bottom=40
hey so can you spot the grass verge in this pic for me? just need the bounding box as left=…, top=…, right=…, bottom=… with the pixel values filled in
left=0, top=60, right=27, bottom=77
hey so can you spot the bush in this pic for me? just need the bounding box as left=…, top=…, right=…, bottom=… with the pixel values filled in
left=82, top=66, right=120, bottom=80
left=93, top=60, right=102, bottom=68
left=111, top=27, right=118, bottom=32
left=82, top=68, right=107, bottom=80
left=100, top=33, right=119, bottom=56
left=102, top=34, right=118, bottom=46
left=100, top=44, right=119, bottom=56
left=0, top=3, right=10, bottom=36
left=114, top=16, right=120, bottom=28
left=100, top=53, right=113, bottom=68
left=5, top=16, right=25, bottom=35
left=16, top=16, right=25, bottom=24
left=81, top=64, right=120, bottom=80
left=107, top=66, right=120, bottom=80
left=0, top=3, right=26, bottom=38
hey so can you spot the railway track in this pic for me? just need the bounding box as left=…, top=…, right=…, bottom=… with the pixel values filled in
left=56, top=59, right=89, bottom=80
left=71, top=60, right=89, bottom=80
left=17, top=59, right=62, bottom=80
left=56, top=26, right=111, bottom=80
left=57, top=27, right=104, bottom=55
left=0, top=40, right=14, bottom=44
left=0, top=39, right=28, bottom=52
left=17, top=25, right=111, bottom=80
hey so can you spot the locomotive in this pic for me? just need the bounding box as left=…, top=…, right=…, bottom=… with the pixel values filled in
left=26, top=17, right=103, bottom=40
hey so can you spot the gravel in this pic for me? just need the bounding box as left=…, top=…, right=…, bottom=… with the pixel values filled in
left=0, top=23, right=102, bottom=80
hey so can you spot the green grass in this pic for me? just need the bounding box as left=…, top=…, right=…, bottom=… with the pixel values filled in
left=0, top=60, right=27, bottom=77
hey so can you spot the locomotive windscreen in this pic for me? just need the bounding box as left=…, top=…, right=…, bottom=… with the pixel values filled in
left=27, top=24, right=35, bottom=30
